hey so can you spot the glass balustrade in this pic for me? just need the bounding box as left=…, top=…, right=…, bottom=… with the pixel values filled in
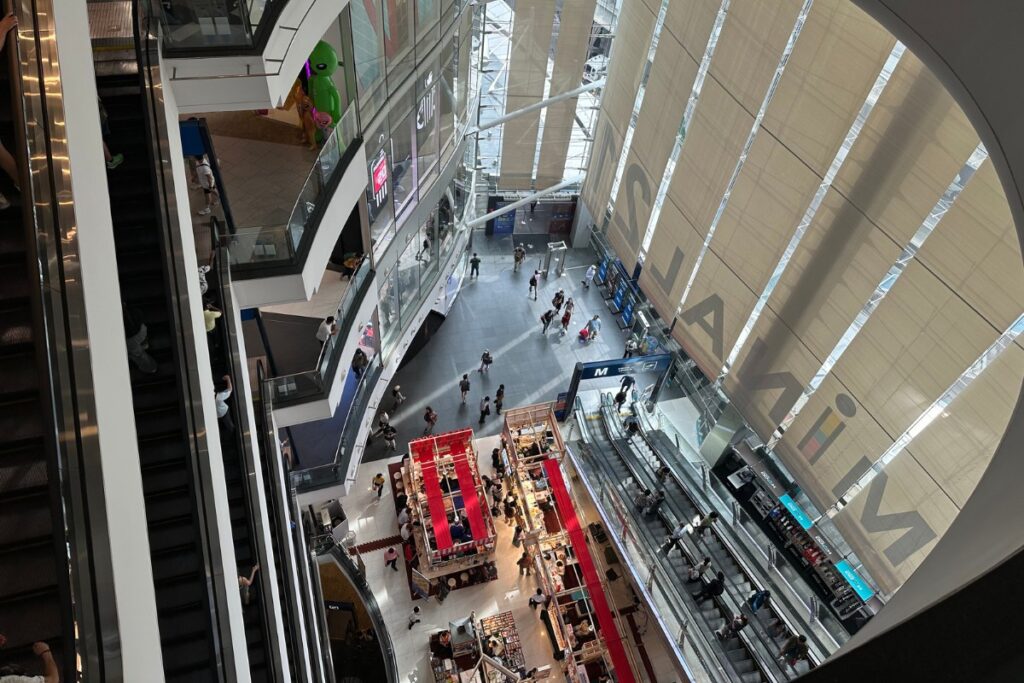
left=267, top=257, right=374, bottom=404
left=230, top=104, right=362, bottom=272
left=157, top=0, right=286, bottom=52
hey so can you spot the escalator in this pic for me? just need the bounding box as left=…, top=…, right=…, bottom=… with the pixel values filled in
left=0, top=51, right=75, bottom=681
left=101, top=68, right=221, bottom=681
left=581, top=400, right=769, bottom=683
left=205, top=230, right=273, bottom=681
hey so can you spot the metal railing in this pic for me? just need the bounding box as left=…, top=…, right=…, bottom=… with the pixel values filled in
left=267, top=257, right=375, bottom=405
left=158, top=0, right=289, bottom=55
left=230, top=102, right=362, bottom=274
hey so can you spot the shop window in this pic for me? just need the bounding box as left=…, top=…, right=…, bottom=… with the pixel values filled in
left=416, top=58, right=440, bottom=188
left=384, top=0, right=416, bottom=91
left=350, top=1, right=387, bottom=122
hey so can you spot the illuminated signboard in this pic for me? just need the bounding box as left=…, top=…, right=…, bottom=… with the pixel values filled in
left=835, top=560, right=875, bottom=601
left=370, top=150, right=389, bottom=211
left=779, top=494, right=814, bottom=530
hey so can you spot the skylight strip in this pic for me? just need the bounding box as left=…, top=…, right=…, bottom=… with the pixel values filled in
left=720, top=42, right=906, bottom=377
left=604, top=0, right=671, bottom=211
left=828, top=310, right=1024, bottom=515
left=677, top=0, right=815, bottom=311
left=637, top=0, right=731, bottom=259
left=768, top=142, right=990, bottom=444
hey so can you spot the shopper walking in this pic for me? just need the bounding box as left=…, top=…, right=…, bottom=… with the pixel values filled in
left=528, top=588, right=548, bottom=610
left=98, top=96, right=125, bottom=171
left=691, top=571, right=726, bottom=604
left=512, top=522, right=524, bottom=546
left=479, top=349, right=493, bottom=373
left=692, top=511, right=720, bottom=537
left=503, top=494, right=518, bottom=525
left=494, top=384, right=505, bottom=414
left=517, top=550, right=533, bottom=576
left=470, top=252, right=481, bottom=278
left=748, top=589, right=771, bottom=612
left=560, top=306, right=573, bottom=337
left=416, top=234, right=431, bottom=261
left=381, top=424, right=398, bottom=451
left=459, top=374, right=471, bottom=403
left=586, top=315, right=602, bottom=342
left=314, top=315, right=338, bottom=345
left=655, top=464, right=671, bottom=486
left=778, top=634, right=809, bottom=672
left=661, top=520, right=688, bottom=554
left=687, top=557, right=712, bottom=583
left=644, top=490, right=666, bottom=517
left=123, top=306, right=159, bottom=374
left=551, top=289, right=565, bottom=312
left=391, top=384, right=406, bottom=409
left=513, top=243, right=526, bottom=272
left=582, top=264, right=596, bottom=289
left=215, top=375, right=235, bottom=436
left=716, top=614, right=749, bottom=641
left=192, top=154, right=220, bottom=216
left=423, top=406, right=438, bottom=434
left=529, top=270, right=540, bottom=300
left=371, top=472, right=386, bottom=499
left=479, top=396, right=491, bottom=424
left=540, top=309, right=556, bottom=334
left=613, top=388, right=628, bottom=412
left=634, top=487, right=652, bottom=512
left=623, top=337, right=639, bottom=358
left=408, top=606, right=422, bottom=629
left=384, top=546, right=399, bottom=571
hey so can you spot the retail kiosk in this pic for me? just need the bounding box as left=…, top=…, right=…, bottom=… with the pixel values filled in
left=503, top=404, right=639, bottom=683
left=403, top=429, right=498, bottom=583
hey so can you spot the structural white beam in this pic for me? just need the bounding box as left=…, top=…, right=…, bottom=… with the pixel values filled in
left=466, top=178, right=582, bottom=228
left=469, top=80, right=605, bottom=134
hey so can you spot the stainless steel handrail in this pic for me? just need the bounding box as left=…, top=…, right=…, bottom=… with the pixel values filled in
left=8, top=0, right=118, bottom=677
left=211, top=218, right=286, bottom=679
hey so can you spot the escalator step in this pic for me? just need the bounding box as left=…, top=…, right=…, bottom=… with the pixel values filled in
left=0, top=444, right=48, bottom=491
left=0, top=541, right=58, bottom=599
left=0, top=263, right=29, bottom=303
left=0, top=306, right=33, bottom=349
left=0, top=486, right=50, bottom=545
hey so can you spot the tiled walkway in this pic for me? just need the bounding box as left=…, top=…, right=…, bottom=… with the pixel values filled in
left=361, top=243, right=633, bottom=463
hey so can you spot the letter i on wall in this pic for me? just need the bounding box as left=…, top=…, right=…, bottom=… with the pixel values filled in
left=797, top=394, right=857, bottom=465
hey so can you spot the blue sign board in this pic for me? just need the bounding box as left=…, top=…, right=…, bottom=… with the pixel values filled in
left=492, top=201, right=516, bottom=234
left=622, top=296, right=635, bottom=326
left=779, top=494, right=814, bottom=530
left=579, top=354, right=673, bottom=380
left=835, top=560, right=875, bottom=601
left=597, top=258, right=609, bottom=282
left=613, top=281, right=627, bottom=309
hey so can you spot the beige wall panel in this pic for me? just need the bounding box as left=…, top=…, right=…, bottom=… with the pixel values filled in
left=662, top=0, right=720, bottom=55
left=722, top=307, right=823, bottom=441
left=535, top=99, right=578, bottom=187
left=761, top=0, right=895, bottom=176
left=705, top=0, right=803, bottom=114
left=915, top=162, right=1023, bottom=333
left=667, top=78, right=753, bottom=233
left=498, top=0, right=558, bottom=187
left=831, top=455, right=959, bottom=595
left=831, top=261, right=998, bottom=436
left=456, top=9, right=473, bottom=121
left=536, top=0, right=599, bottom=187
left=906, top=344, right=1024, bottom=508
left=706, top=135, right=821, bottom=291
left=772, top=374, right=891, bottom=512
left=674, top=249, right=751, bottom=374
left=580, top=0, right=657, bottom=213
left=638, top=197, right=705, bottom=325
left=606, top=30, right=700, bottom=269
left=831, top=52, right=978, bottom=247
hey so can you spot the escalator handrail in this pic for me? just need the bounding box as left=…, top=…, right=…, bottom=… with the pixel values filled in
left=574, top=400, right=753, bottom=683
left=255, top=360, right=309, bottom=680
left=209, top=217, right=285, bottom=679
left=131, top=0, right=240, bottom=677
left=598, top=399, right=796, bottom=681
left=325, top=540, right=400, bottom=683
left=5, top=0, right=121, bottom=677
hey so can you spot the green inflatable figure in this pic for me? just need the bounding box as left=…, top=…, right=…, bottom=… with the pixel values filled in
left=307, top=41, right=341, bottom=143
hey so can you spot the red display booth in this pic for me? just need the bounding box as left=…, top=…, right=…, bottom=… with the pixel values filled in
left=403, top=428, right=498, bottom=580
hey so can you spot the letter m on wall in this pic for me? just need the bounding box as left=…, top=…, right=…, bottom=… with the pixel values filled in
left=859, top=471, right=937, bottom=567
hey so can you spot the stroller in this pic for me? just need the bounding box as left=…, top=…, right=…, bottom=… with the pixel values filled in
left=578, top=327, right=590, bottom=344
